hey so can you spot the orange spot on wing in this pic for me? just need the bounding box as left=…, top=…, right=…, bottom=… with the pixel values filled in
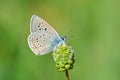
left=33, top=43, right=38, bottom=51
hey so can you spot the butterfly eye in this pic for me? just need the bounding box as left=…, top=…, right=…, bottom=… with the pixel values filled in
left=61, top=36, right=66, bottom=41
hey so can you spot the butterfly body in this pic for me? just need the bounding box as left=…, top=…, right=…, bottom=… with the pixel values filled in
left=28, top=15, right=65, bottom=55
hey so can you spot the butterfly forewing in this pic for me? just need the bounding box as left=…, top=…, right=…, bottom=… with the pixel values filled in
left=30, top=15, right=59, bottom=37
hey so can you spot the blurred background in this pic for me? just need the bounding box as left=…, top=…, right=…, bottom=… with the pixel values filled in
left=0, top=0, right=120, bottom=80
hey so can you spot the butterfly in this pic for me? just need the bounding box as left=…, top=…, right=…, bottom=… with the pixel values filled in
left=28, top=15, right=65, bottom=55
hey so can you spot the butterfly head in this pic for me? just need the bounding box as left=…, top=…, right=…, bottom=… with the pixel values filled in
left=60, top=36, right=66, bottom=41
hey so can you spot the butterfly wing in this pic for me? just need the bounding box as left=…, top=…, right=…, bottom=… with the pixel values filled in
left=28, top=32, right=56, bottom=55
left=28, top=15, right=63, bottom=55
left=30, top=15, right=59, bottom=37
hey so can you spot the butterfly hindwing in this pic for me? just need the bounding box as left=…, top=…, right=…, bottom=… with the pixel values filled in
left=28, top=32, right=55, bottom=55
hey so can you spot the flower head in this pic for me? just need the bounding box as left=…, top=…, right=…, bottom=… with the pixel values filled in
left=53, top=43, right=75, bottom=72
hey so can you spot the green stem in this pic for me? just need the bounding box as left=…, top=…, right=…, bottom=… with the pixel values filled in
left=65, top=70, right=69, bottom=80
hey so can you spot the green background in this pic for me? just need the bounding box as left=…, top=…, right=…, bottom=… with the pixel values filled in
left=0, top=0, right=120, bottom=80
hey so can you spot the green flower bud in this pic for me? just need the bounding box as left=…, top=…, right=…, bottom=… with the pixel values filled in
left=52, top=43, right=75, bottom=72
left=65, top=64, right=70, bottom=69
left=68, top=59, right=73, bottom=64
left=58, top=68, right=65, bottom=72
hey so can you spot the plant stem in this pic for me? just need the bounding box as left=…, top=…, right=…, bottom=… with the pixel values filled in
left=65, top=70, right=69, bottom=80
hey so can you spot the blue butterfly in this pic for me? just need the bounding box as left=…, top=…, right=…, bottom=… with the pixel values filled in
left=28, top=15, right=65, bottom=55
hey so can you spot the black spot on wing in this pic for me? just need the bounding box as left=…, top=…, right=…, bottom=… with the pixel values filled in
left=38, top=43, right=39, bottom=45
left=36, top=38, right=38, bottom=40
left=39, top=28, right=41, bottom=30
left=38, top=23, right=42, bottom=30
left=36, top=38, right=39, bottom=45
left=39, top=23, right=41, bottom=25
left=44, top=28, right=47, bottom=31
left=43, top=39, right=45, bottom=45
left=43, top=34, right=45, bottom=36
